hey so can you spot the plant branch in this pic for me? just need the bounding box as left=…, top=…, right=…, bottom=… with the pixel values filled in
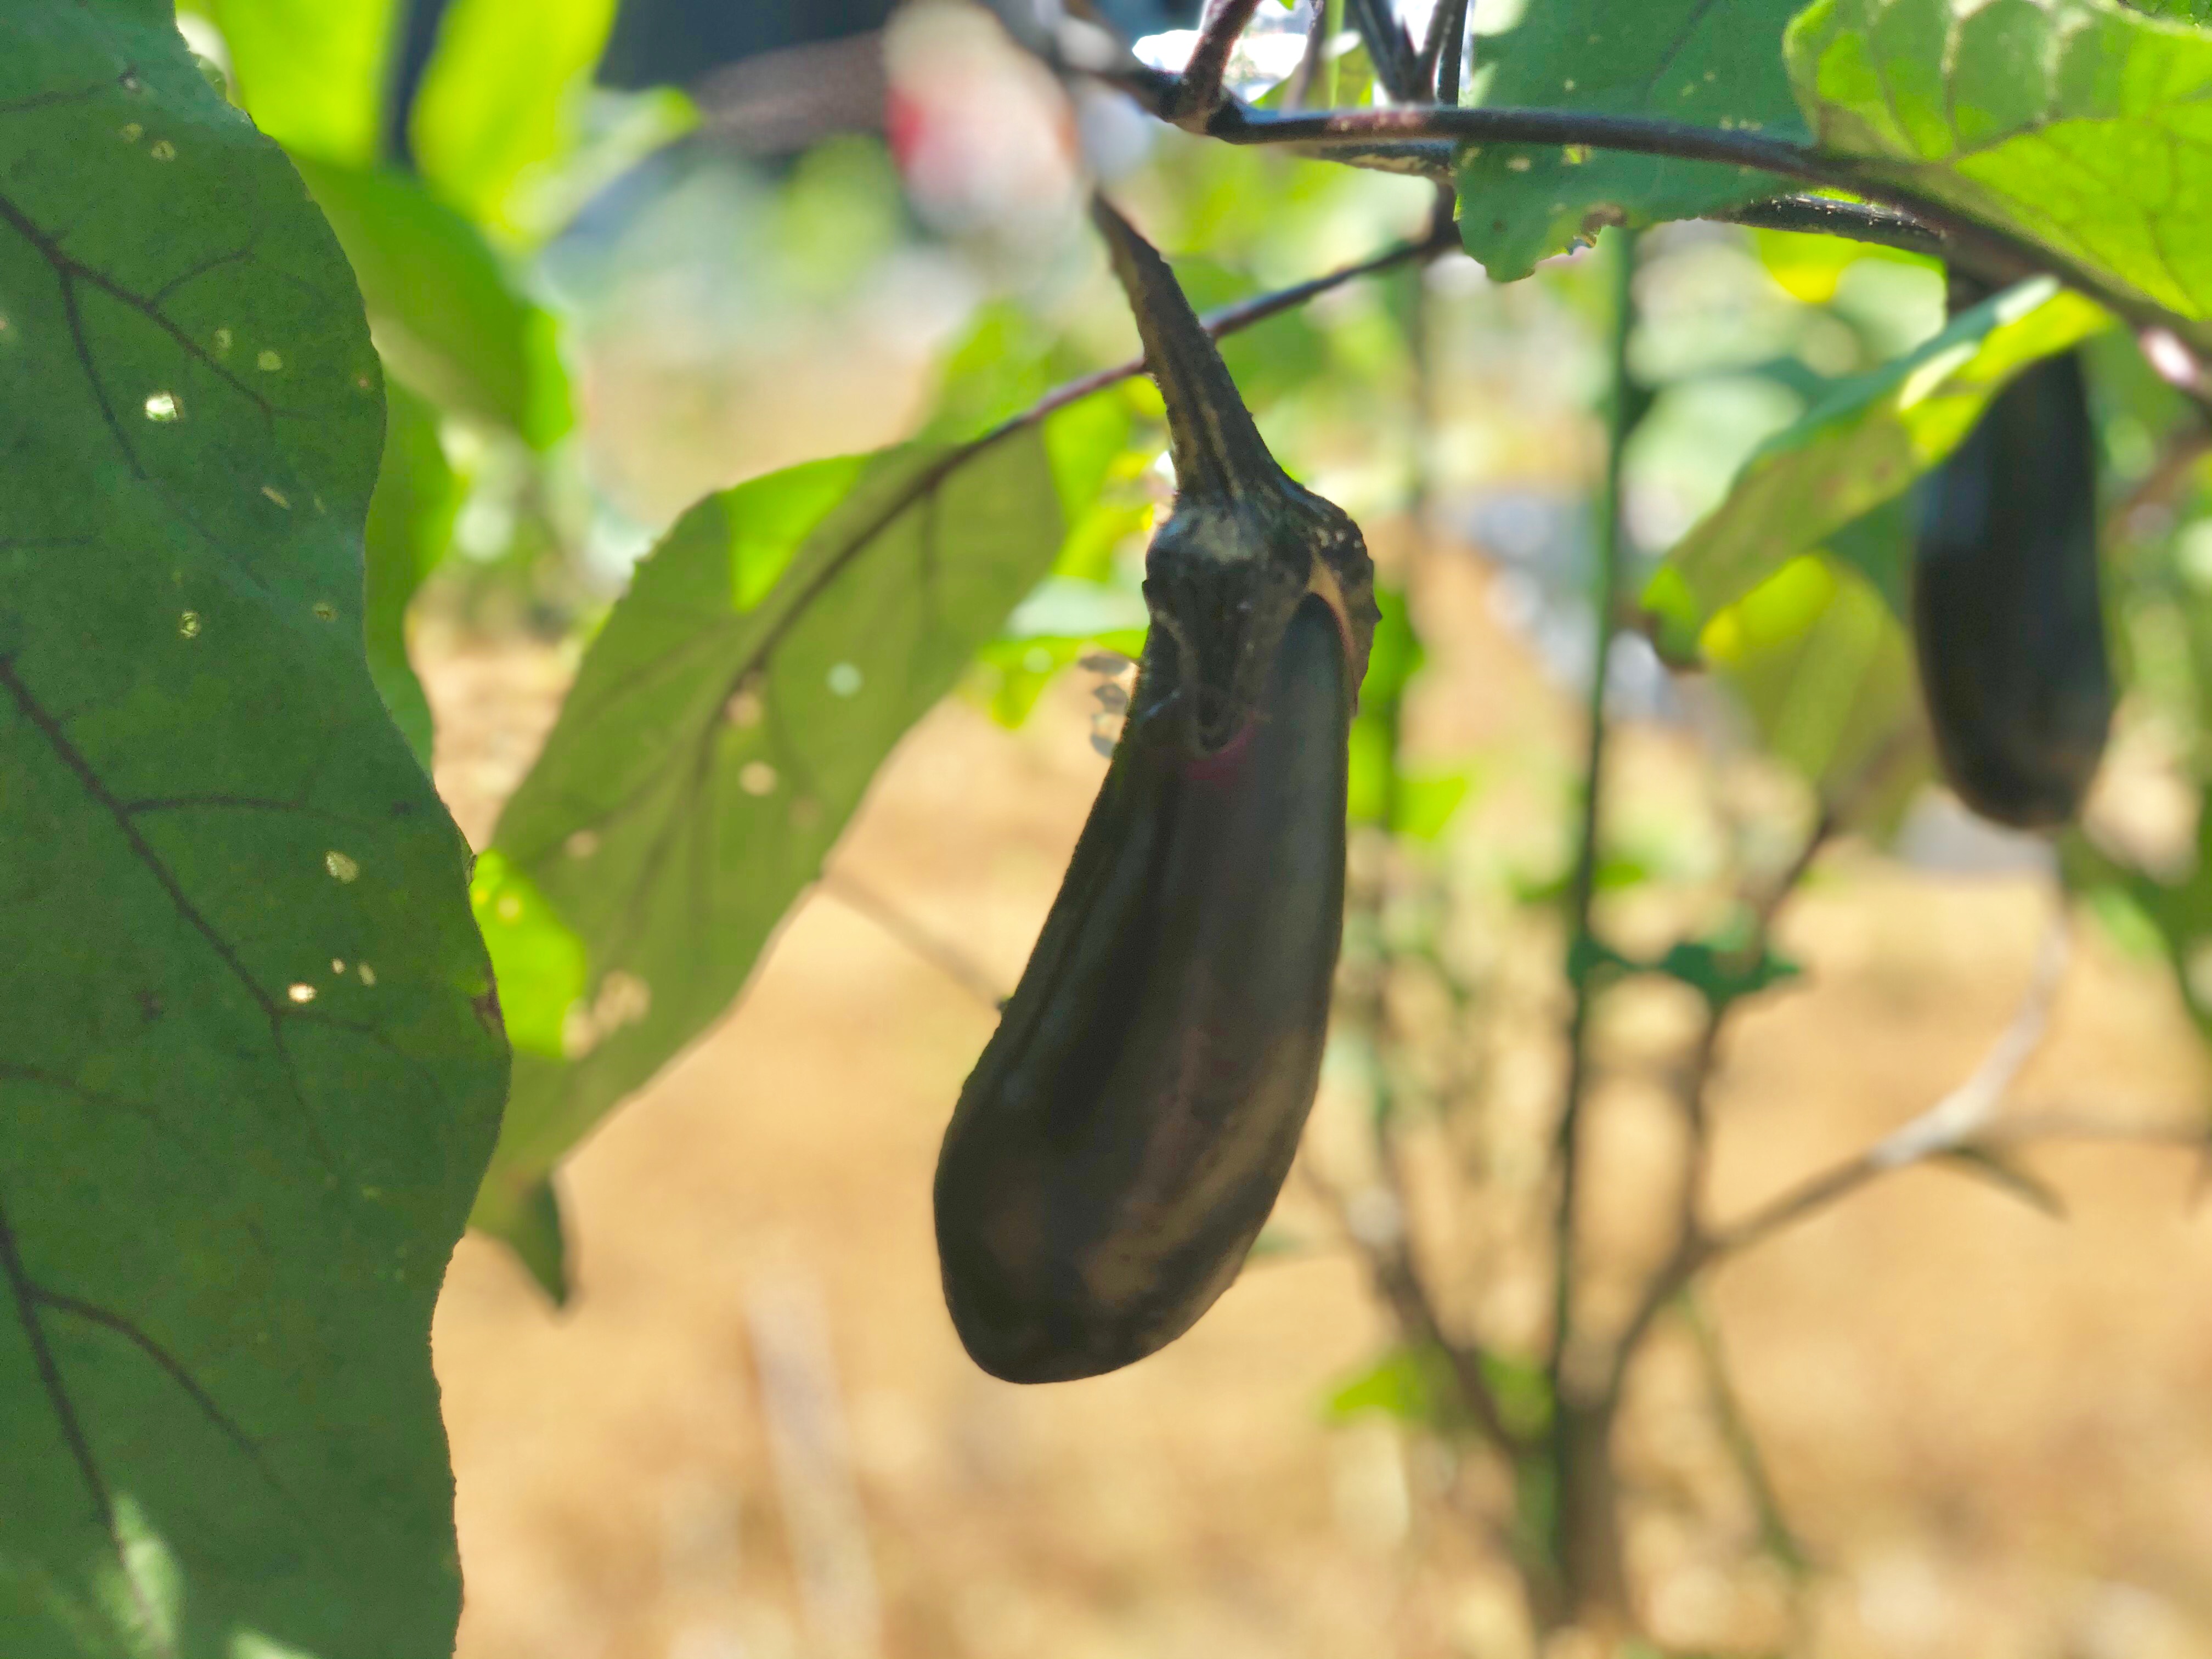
left=1348, top=0, right=1423, bottom=103
left=1679, top=1285, right=1810, bottom=1579
left=820, top=871, right=1008, bottom=1009
left=1710, top=194, right=1946, bottom=261
left=1079, top=72, right=2209, bottom=349
left=1607, top=907, right=2075, bottom=1392
left=1419, top=0, right=1471, bottom=105
left=1548, top=227, right=1639, bottom=1390
left=1163, top=0, right=1266, bottom=126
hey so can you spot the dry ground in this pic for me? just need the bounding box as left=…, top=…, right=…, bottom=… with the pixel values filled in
left=424, top=550, right=2212, bottom=1659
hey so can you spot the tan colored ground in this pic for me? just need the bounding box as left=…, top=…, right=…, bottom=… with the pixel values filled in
left=423, top=551, right=2212, bottom=1659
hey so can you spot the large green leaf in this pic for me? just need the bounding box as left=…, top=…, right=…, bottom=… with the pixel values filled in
left=1, top=8, right=506, bottom=1656
left=1643, top=277, right=2111, bottom=658
left=408, top=0, right=621, bottom=237
left=291, top=157, right=572, bottom=446
left=186, top=0, right=396, bottom=165
left=470, top=412, right=1118, bottom=1288
left=1787, top=0, right=2212, bottom=338
left=1455, top=0, right=1808, bottom=280
left=364, top=382, right=460, bottom=769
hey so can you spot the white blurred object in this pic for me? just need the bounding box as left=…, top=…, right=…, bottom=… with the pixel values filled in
left=887, top=0, right=1082, bottom=247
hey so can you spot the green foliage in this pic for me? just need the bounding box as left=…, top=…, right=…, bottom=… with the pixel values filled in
left=408, top=0, right=622, bottom=236
left=1788, top=0, right=2212, bottom=339
left=1643, top=278, right=2111, bottom=657
left=470, top=414, right=1115, bottom=1289
left=363, top=383, right=460, bottom=768
left=294, top=157, right=572, bottom=446
left=1456, top=0, right=1808, bottom=280
left=186, top=0, right=396, bottom=165
left=0, top=8, right=505, bottom=1654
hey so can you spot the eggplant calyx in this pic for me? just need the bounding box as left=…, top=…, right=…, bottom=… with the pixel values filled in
left=1091, top=195, right=1377, bottom=757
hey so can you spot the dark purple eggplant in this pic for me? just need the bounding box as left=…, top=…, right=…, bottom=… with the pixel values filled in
left=932, top=200, right=1376, bottom=1384
left=1912, top=342, right=2112, bottom=830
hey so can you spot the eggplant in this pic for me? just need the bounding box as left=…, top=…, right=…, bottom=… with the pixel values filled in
left=1912, top=342, right=2112, bottom=830
left=932, top=199, right=1377, bottom=1383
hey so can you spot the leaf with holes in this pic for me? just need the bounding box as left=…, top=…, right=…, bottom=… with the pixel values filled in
left=0, top=9, right=506, bottom=1656
left=470, top=413, right=1106, bottom=1292
left=1455, top=0, right=1808, bottom=280
left=1787, top=0, right=2212, bottom=343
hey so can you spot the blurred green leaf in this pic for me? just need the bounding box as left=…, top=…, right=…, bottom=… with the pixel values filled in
left=188, top=0, right=396, bottom=164
left=364, top=382, right=460, bottom=767
left=1654, top=936, right=1802, bottom=1007
left=1642, top=278, right=2109, bottom=655
left=409, top=0, right=620, bottom=236
left=1455, top=0, right=1807, bottom=280
left=1787, top=0, right=2212, bottom=343
left=1701, top=554, right=1928, bottom=809
left=294, top=157, right=572, bottom=445
left=471, top=420, right=1079, bottom=1281
left=2067, top=820, right=2212, bottom=1044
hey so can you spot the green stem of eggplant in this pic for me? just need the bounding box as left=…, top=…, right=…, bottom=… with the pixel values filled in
left=1545, top=227, right=1639, bottom=1612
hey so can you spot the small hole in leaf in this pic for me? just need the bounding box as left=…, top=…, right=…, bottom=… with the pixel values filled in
left=827, top=662, right=863, bottom=697
left=312, top=600, right=336, bottom=621
left=120, top=122, right=143, bottom=143
left=358, top=963, right=377, bottom=986
left=149, top=139, right=175, bottom=161
left=324, top=850, right=359, bottom=882
left=143, top=392, right=178, bottom=421
left=331, top=958, right=346, bottom=974
left=178, top=611, right=200, bottom=639
left=287, top=983, right=316, bottom=1004
left=256, top=349, right=283, bottom=372
left=262, top=486, right=290, bottom=509
left=725, top=687, right=764, bottom=727
left=739, top=761, right=778, bottom=796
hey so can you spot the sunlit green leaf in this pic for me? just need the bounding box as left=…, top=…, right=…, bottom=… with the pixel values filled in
left=1788, top=0, right=2212, bottom=341
left=1701, top=554, right=1929, bottom=809
left=1, top=9, right=505, bottom=1652
left=1642, top=277, right=2111, bottom=655
left=187, top=0, right=397, bottom=165
left=471, top=419, right=1084, bottom=1289
left=1455, top=0, right=1807, bottom=280
left=409, top=0, right=622, bottom=237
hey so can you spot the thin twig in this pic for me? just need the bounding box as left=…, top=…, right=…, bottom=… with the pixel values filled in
left=1679, top=1286, right=1810, bottom=1578
left=1548, top=227, right=1639, bottom=1389
left=819, top=871, right=1008, bottom=1009
left=1163, top=0, right=1266, bottom=125
left=1074, top=79, right=2208, bottom=349
left=1347, top=0, right=1423, bottom=102
left=1420, top=0, right=1471, bottom=106
left=1608, top=907, right=2074, bottom=1390
left=1304, top=1163, right=1522, bottom=1453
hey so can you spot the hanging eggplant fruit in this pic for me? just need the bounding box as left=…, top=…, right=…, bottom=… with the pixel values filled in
left=933, top=199, right=1378, bottom=1384
left=1911, top=273, right=2113, bottom=830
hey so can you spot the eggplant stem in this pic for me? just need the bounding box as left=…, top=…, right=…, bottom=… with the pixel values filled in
left=1091, top=196, right=1285, bottom=505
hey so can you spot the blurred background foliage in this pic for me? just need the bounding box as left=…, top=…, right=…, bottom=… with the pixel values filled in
left=166, top=0, right=2212, bottom=1648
